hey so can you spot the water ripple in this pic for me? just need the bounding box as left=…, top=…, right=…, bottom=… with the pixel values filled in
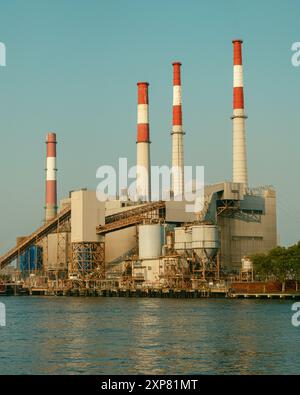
left=0, top=297, right=299, bottom=374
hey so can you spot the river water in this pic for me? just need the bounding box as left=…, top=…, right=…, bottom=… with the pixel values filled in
left=0, top=297, right=299, bottom=375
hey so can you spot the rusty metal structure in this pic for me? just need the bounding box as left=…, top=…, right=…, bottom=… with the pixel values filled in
left=0, top=190, right=274, bottom=293
left=0, top=207, right=71, bottom=270
left=96, top=201, right=166, bottom=235
left=71, top=241, right=105, bottom=279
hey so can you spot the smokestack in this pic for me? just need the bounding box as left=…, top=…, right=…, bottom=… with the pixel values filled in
left=136, top=82, right=151, bottom=201
left=232, top=39, right=248, bottom=186
left=171, top=62, right=185, bottom=199
left=45, top=132, right=57, bottom=221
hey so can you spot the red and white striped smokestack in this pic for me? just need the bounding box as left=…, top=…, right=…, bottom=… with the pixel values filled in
left=171, top=62, right=185, bottom=199
left=232, top=39, right=248, bottom=186
left=45, top=132, right=57, bottom=221
left=136, top=82, right=151, bottom=201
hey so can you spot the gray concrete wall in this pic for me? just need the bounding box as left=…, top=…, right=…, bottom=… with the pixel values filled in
left=105, top=226, right=137, bottom=264
left=71, top=190, right=105, bottom=243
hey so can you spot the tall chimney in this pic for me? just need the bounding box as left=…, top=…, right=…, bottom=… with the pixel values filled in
left=171, top=62, right=185, bottom=199
left=232, top=39, right=248, bottom=186
left=45, top=132, right=57, bottom=221
left=136, top=82, right=151, bottom=201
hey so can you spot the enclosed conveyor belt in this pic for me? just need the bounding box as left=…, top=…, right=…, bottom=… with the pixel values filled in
left=96, top=201, right=166, bottom=235
left=0, top=207, right=71, bottom=270
left=1, top=201, right=166, bottom=269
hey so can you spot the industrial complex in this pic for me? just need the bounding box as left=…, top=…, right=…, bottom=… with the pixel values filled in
left=0, top=40, right=277, bottom=296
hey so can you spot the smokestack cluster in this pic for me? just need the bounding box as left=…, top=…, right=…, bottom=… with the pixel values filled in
left=136, top=82, right=151, bottom=201
left=45, top=132, right=57, bottom=221
left=171, top=62, right=185, bottom=198
left=43, top=41, right=249, bottom=212
left=43, top=41, right=249, bottom=210
left=232, top=39, right=248, bottom=186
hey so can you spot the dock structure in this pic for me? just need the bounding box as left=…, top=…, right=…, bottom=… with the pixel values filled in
left=1, top=279, right=299, bottom=300
left=230, top=293, right=300, bottom=300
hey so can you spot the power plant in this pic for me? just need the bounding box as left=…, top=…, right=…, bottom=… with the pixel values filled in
left=0, top=40, right=277, bottom=296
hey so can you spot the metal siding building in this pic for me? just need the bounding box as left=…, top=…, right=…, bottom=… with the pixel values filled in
left=218, top=188, right=277, bottom=271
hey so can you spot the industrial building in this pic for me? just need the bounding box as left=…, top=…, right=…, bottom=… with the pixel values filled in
left=0, top=40, right=277, bottom=293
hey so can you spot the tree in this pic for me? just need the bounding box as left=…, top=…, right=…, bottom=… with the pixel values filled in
left=251, top=243, right=300, bottom=292
left=252, top=253, right=272, bottom=281
left=286, top=242, right=300, bottom=291
left=267, top=247, right=289, bottom=292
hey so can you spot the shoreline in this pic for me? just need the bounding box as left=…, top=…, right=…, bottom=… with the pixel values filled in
left=1, top=287, right=300, bottom=300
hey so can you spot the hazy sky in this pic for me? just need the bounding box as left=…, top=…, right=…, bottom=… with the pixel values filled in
left=0, top=0, right=300, bottom=254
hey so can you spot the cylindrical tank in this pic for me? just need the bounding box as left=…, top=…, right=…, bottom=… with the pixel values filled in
left=191, top=225, right=220, bottom=259
left=174, top=227, right=192, bottom=251
left=174, top=228, right=185, bottom=251
left=241, top=257, right=253, bottom=270
left=139, top=224, right=163, bottom=259
left=185, top=229, right=192, bottom=250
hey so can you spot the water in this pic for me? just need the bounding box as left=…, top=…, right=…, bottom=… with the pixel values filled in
left=0, top=297, right=299, bottom=375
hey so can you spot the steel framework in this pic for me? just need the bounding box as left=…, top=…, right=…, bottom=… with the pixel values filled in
left=71, top=242, right=105, bottom=279
left=160, top=256, right=190, bottom=289
left=96, top=201, right=166, bottom=234
left=190, top=251, right=220, bottom=282
left=217, top=199, right=261, bottom=222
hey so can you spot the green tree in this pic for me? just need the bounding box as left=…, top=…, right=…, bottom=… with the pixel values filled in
left=251, top=244, right=300, bottom=292
left=251, top=253, right=271, bottom=281
left=286, top=242, right=300, bottom=291
left=268, top=247, right=290, bottom=292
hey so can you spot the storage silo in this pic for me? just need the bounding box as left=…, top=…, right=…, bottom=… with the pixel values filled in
left=191, top=225, right=220, bottom=260
left=139, top=224, right=164, bottom=259
left=241, top=257, right=253, bottom=270
left=174, top=227, right=192, bottom=252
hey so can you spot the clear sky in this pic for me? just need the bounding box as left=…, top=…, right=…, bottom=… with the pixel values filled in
left=0, top=0, right=300, bottom=254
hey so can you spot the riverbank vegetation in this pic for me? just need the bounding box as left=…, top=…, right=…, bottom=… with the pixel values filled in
left=251, top=242, right=300, bottom=291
